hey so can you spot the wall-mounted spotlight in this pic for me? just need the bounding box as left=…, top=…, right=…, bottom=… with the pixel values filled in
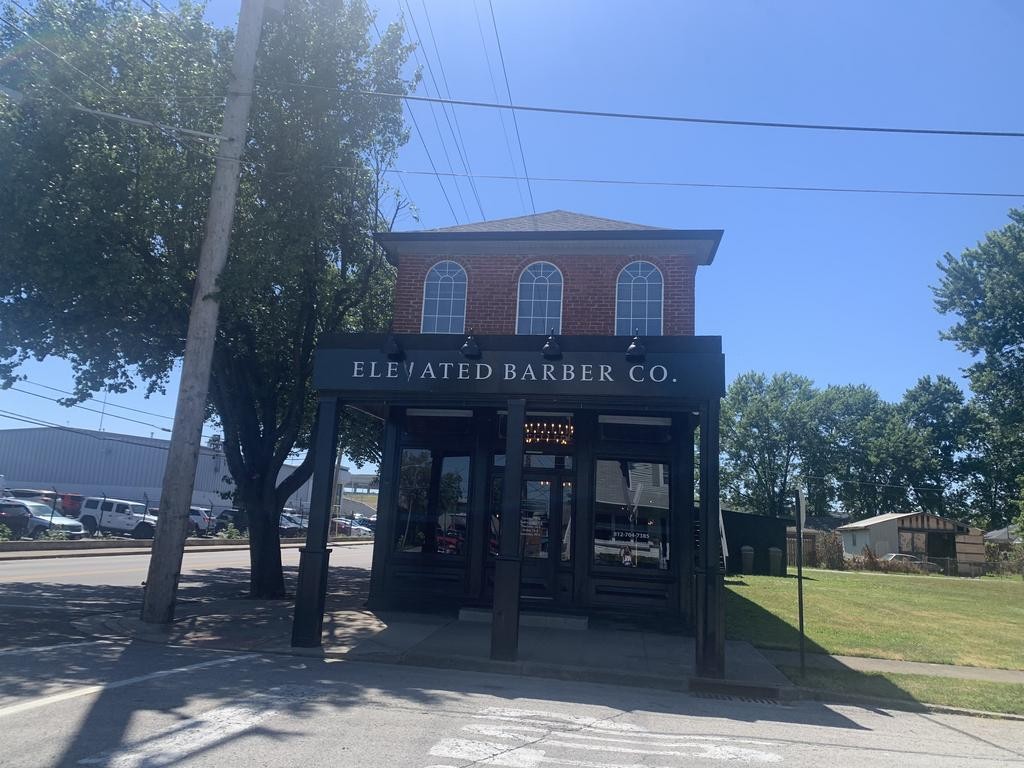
left=384, top=335, right=404, bottom=360
left=541, top=331, right=562, bottom=360
left=625, top=332, right=646, bottom=362
left=460, top=334, right=481, bottom=359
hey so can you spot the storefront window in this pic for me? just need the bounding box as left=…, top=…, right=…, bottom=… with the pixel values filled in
left=394, top=448, right=470, bottom=555
left=593, top=459, right=671, bottom=570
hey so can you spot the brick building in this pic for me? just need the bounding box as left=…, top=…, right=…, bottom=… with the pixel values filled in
left=388, top=210, right=718, bottom=337
left=292, top=210, right=729, bottom=678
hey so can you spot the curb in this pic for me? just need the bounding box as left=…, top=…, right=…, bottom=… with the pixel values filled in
left=790, top=685, right=1024, bottom=722
left=0, top=538, right=373, bottom=560
left=74, top=613, right=1024, bottom=720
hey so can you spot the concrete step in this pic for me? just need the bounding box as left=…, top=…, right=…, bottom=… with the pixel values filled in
left=458, top=607, right=589, bottom=630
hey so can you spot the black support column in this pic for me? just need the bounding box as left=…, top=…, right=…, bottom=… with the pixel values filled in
left=291, top=396, right=342, bottom=647
left=695, top=399, right=725, bottom=677
left=490, top=398, right=526, bottom=661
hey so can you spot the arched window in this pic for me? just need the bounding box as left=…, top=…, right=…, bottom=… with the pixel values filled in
left=516, top=262, right=563, bottom=335
left=421, top=261, right=467, bottom=334
left=615, top=261, right=663, bottom=336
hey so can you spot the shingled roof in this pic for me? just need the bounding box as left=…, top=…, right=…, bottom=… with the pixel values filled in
left=426, top=210, right=665, bottom=233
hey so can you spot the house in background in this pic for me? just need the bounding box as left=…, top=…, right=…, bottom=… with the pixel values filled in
left=837, top=511, right=984, bottom=575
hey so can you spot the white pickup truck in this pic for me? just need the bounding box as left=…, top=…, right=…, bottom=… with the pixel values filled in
left=78, top=497, right=158, bottom=538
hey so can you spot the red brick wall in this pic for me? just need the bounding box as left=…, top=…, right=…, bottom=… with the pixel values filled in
left=391, top=253, right=697, bottom=336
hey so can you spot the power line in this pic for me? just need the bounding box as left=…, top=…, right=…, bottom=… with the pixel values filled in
left=0, top=408, right=180, bottom=452
left=19, top=379, right=173, bottom=420
left=472, top=0, right=526, bottom=215
left=7, top=386, right=172, bottom=432
left=486, top=0, right=536, bottom=215
left=385, top=168, right=1024, bottom=199
left=368, top=14, right=459, bottom=224
left=360, top=90, right=1024, bottom=140
left=417, top=0, right=486, bottom=220
left=398, top=0, right=470, bottom=221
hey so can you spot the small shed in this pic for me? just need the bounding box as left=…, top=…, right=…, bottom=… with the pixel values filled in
left=837, top=511, right=979, bottom=572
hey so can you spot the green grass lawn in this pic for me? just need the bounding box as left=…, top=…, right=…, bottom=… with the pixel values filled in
left=726, top=569, right=1024, bottom=670
left=777, top=665, right=1024, bottom=716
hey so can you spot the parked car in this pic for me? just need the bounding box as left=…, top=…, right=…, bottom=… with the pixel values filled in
left=0, top=498, right=34, bottom=539
left=214, top=509, right=248, bottom=535
left=331, top=516, right=373, bottom=536
left=78, top=497, right=157, bottom=539
left=279, top=513, right=307, bottom=538
left=20, top=500, right=85, bottom=539
left=883, top=553, right=941, bottom=572
left=189, top=507, right=214, bottom=537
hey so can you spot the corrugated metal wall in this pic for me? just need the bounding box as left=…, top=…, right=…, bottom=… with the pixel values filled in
left=0, top=427, right=312, bottom=511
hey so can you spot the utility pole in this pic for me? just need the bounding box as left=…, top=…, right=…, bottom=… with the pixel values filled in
left=142, top=0, right=270, bottom=624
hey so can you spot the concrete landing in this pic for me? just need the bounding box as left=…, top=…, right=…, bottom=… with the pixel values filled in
left=458, top=607, right=589, bottom=630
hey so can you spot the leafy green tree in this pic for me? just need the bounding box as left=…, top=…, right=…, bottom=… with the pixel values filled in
left=898, top=375, right=972, bottom=520
left=0, top=0, right=413, bottom=596
left=721, top=371, right=815, bottom=517
left=934, top=208, right=1024, bottom=529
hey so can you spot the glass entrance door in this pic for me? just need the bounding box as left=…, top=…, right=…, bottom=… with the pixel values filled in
left=486, top=455, right=574, bottom=603
left=519, top=474, right=572, bottom=600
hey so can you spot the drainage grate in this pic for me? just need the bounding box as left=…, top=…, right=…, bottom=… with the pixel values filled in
left=694, top=692, right=782, bottom=705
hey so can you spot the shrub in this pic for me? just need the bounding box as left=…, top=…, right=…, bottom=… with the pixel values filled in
left=41, top=528, right=69, bottom=541
left=0, top=523, right=10, bottom=542
left=220, top=522, right=244, bottom=540
left=816, top=532, right=846, bottom=571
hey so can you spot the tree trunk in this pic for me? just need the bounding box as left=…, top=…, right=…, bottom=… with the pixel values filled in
left=247, top=495, right=286, bottom=598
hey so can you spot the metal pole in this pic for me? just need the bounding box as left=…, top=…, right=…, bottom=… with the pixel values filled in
left=142, top=0, right=269, bottom=624
left=796, top=488, right=806, bottom=676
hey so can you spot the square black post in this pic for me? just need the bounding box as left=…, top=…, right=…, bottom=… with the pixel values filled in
left=291, top=396, right=342, bottom=648
left=491, top=398, right=526, bottom=661
left=695, top=400, right=725, bottom=677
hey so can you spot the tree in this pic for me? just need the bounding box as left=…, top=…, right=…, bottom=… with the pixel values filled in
left=934, top=208, right=1024, bottom=529
left=0, top=0, right=413, bottom=596
left=721, top=372, right=815, bottom=517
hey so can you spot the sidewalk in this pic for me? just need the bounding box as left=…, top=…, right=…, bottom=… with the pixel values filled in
left=0, top=538, right=372, bottom=560
left=762, top=649, right=1024, bottom=685
left=76, top=594, right=793, bottom=699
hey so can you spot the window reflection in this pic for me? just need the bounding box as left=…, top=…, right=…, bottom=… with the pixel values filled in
left=593, top=459, right=670, bottom=570
left=394, top=448, right=470, bottom=555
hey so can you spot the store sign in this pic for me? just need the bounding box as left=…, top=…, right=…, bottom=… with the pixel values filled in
left=315, top=341, right=724, bottom=400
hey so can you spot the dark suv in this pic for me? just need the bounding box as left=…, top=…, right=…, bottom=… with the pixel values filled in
left=214, top=509, right=248, bottom=535
left=0, top=499, right=33, bottom=539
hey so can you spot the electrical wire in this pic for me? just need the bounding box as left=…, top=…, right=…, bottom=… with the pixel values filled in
left=20, top=379, right=173, bottom=420
left=384, top=168, right=1024, bottom=199
left=472, top=0, right=526, bottom=215
left=368, top=13, right=459, bottom=224
left=7, top=386, right=172, bottom=432
left=486, top=0, right=536, bottom=215
left=398, top=0, right=470, bottom=221
left=360, top=90, right=1024, bottom=140
left=416, top=0, right=486, bottom=220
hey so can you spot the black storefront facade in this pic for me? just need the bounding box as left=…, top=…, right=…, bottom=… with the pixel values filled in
left=290, top=331, right=727, bottom=676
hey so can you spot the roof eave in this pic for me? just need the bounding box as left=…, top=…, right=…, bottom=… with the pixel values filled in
left=373, top=228, right=724, bottom=266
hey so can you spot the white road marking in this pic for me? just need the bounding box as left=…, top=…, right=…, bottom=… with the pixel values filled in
left=0, top=654, right=257, bottom=718
left=464, top=723, right=775, bottom=748
left=429, top=708, right=784, bottom=766
left=0, top=640, right=109, bottom=656
left=78, top=685, right=322, bottom=768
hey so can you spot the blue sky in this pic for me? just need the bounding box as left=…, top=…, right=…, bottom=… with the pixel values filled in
left=2, top=0, right=1023, bottom=460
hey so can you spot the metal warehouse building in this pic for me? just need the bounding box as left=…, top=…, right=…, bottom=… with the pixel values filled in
left=0, top=427, right=314, bottom=512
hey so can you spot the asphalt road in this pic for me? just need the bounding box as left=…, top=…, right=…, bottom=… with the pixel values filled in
left=2, top=546, right=1023, bottom=767
left=0, top=545, right=373, bottom=651
left=1, top=642, right=1022, bottom=767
